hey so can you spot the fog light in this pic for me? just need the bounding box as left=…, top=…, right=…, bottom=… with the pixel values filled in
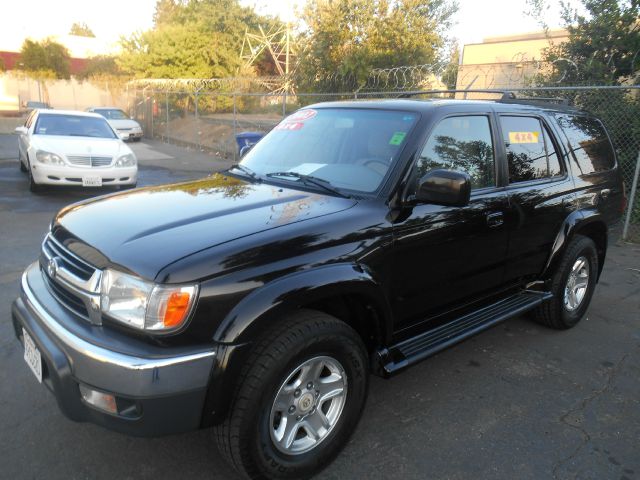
left=79, top=384, right=117, bottom=414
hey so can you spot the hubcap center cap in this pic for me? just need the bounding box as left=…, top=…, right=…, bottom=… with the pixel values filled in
left=297, top=392, right=315, bottom=413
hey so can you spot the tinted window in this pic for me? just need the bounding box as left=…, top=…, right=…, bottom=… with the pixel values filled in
left=501, top=116, right=562, bottom=183
left=34, top=114, right=116, bottom=139
left=416, top=116, right=495, bottom=189
left=95, top=109, right=129, bottom=120
left=556, top=114, right=615, bottom=174
left=241, top=108, right=418, bottom=193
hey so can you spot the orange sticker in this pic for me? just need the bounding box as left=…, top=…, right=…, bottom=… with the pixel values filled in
left=508, top=131, right=540, bottom=144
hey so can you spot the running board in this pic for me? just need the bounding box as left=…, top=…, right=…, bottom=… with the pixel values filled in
left=376, top=290, right=553, bottom=376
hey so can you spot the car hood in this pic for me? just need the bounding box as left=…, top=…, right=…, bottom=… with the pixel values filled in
left=53, top=174, right=357, bottom=280
left=33, top=135, right=129, bottom=158
left=107, top=119, right=140, bottom=129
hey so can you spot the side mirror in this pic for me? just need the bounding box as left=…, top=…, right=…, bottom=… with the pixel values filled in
left=14, top=126, right=27, bottom=135
left=239, top=144, right=253, bottom=158
left=414, top=169, right=471, bottom=207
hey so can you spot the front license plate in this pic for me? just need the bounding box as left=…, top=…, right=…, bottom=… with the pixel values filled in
left=82, top=176, right=102, bottom=187
left=22, top=328, right=42, bottom=383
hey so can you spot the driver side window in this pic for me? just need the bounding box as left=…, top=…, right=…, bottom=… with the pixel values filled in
left=416, top=115, right=496, bottom=190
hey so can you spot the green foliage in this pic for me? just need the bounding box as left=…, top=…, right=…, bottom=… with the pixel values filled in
left=18, top=39, right=71, bottom=79
left=535, top=0, right=640, bottom=85
left=296, top=0, right=458, bottom=91
left=78, top=55, right=123, bottom=79
left=119, top=0, right=281, bottom=79
left=69, top=22, right=95, bottom=37
left=441, top=44, right=460, bottom=90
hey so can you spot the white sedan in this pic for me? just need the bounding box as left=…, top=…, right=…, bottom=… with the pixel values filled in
left=15, top=109, right=138, bottom=192
left=86, top=107, right=143, bottom=141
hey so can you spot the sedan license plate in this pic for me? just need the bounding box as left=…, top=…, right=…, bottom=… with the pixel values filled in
left=82, top=176, right=102, bottom=187
left=22, top=328, right=42, bottom=383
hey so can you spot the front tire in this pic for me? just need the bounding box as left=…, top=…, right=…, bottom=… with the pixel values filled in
left=27, top=158, right=41, bottom=193
left=214, top=310, right=369, bottom=479
left=532, top=234, right=598, bottom=329
left=18, top=150, right=27, bottom=172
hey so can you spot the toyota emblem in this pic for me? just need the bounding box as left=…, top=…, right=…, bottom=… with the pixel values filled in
left=47, top=257, right=60, bottom=279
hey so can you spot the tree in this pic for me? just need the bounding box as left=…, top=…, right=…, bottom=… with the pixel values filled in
left=19, top=39, right=71, bottom=79
left=532, top=0, right=640, bottom=85
left=69, top=22, right=96, bottom=37
left=78, top=55, right=123, bottom=79
left=118, top=0, right=281, bottom=79
left=296, top=0, right=458, bottom=91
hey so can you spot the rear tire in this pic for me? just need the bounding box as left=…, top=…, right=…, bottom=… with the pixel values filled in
left=531, top=234, right=598, bottom=329
left=214, top=309, right=369, bottom=479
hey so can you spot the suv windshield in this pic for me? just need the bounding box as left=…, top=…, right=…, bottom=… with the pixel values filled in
left=94, top=109, right=129, bottom=120
left=34, top=114, right=117, bottom=139
left=240, top=108, right=418, bottom=194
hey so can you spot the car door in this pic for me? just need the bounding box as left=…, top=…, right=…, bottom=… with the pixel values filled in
left=497, top=114, right=576, bottom=284
left=391, top=113, right=510, bottom=330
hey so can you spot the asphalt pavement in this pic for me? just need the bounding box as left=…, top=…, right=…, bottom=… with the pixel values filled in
left=1, top=135, right=639, bottom=480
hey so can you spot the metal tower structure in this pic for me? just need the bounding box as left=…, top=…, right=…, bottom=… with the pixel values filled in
left=240, top=23, right=297, bottom=93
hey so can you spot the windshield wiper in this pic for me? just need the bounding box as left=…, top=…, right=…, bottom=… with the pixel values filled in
left=265, top=171, right=352, bottom=198
left=229, top=163, right=261, bottom=182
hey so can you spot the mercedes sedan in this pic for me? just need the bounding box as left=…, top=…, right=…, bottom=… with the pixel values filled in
left=15, top=109, right=138, bottom=192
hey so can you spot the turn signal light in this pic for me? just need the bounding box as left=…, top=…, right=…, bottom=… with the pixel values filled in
left=164, top=291, right=193, bottom=328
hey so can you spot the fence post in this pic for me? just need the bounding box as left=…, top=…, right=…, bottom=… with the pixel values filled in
left=165, top=91, right=169, bottom=144
left=622, top=150, right=640, bottom=241
left=195, top=91, right=200, bottom=149
left=233, top=94, right=238, bottom=162
left=282, top=91, right=287, bottom=118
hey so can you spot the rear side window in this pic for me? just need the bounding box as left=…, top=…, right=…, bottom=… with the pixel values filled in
left=500, top=116, right=562, bottom=183
left=417, top=115, right=495, bottom=189
left=556, top=114, right=615, bottom=174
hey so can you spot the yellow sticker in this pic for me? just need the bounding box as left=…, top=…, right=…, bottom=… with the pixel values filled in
left=508, top=131, right=540, bottom=144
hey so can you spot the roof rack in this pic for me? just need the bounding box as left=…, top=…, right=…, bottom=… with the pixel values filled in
left=396, top=89, right=571, bottom=106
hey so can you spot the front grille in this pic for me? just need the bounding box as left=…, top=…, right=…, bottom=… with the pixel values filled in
left=41, top=235, right=98, bottom=320
left=43, top=235, right=94, bottom=280
left=66, top=155, right=113, bottom=167
left=43, top=273, right=89, bottom=317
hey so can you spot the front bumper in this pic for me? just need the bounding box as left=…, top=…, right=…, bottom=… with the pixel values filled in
left=11, top=263, right=217, bottom=436
left=31, top=163, right=137, bottom=187
left=118, top=130, right=143, bottom=141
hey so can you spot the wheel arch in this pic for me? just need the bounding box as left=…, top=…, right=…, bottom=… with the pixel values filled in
left=542, top=209, right=608, bottom=282
left=212, top=263, right=393, bottom=349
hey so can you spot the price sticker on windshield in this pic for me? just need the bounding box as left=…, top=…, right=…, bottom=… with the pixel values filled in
left=508, top=131, right=540, bottom=144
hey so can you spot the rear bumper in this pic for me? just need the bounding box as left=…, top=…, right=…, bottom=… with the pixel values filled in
left=11, top=264, right=217, bottom=436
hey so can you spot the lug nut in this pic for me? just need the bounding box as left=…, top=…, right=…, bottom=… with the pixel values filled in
left=315, top=390, right=320, bottom=397
left=296, top=415, right=302, bottom=421
left=294, top=389, right=301, bottom=398
left=288, top=405, right=296, bottom=414
left=307, top=382, right=313, bottom=389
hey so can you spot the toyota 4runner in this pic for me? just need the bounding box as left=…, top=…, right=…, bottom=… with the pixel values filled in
left=12, top=95, right=626, bottom=479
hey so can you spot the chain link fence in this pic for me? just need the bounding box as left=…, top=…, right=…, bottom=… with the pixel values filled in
left=127, top=85, right=640, bottom=243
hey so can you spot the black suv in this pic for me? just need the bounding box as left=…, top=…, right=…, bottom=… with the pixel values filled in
left=12, top=97, right=625, bottom=479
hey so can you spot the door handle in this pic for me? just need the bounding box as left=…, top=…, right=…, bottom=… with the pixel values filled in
left=486, top=211, right=504, bottom=228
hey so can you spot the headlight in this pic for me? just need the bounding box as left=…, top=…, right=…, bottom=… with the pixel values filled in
left=115, top=153, right=136, bottom=167
left=100, top=269, right=198, bottom=332
left=36, top=150, right=64, bottom=165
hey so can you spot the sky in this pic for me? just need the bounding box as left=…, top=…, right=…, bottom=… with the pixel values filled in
left=0, top=0, right=574, bottom=53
